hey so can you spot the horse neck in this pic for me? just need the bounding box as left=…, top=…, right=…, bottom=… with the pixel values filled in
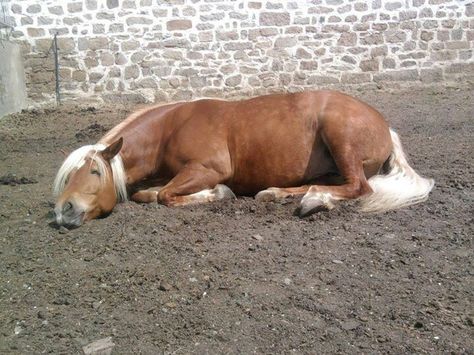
left=99, top=104, right=176, bottom=186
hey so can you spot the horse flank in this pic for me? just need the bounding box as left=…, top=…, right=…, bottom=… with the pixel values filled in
left=53, top=144, right=128, bottom=202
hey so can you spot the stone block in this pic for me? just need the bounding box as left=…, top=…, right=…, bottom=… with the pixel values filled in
left=108, top=67, right=121, bottom=78
left=360, top=59, right=379, bottom=72
left=27, top=4, right=41, bottom=13
left=134, top=78, right=158, bottom=89
left=48, top=6, right=64, bottom=15
left=217, top=31, right=239, bottom=41
left=444, top=63, right=474, bottom=74
left=446, top=41, right=469, bottom=50
left=21, top=16, right=33, bottom=25
left=89, top=72, right=104, bottom=83
left=382, top=58, right=396, bottom=69
left=91, top=37, right=109, bottom=50
left=421, top=31, right=434, bottom=41
left=124, top=65, right=140, bottom=79
left=385, top=30, right=407, bottom=43
left=131, top=51, right=147, bottom=63
left=167, top=19, right=192, bottom=31
left=274, top=37, right=297, bottom=48
left=385, top=1, right=402, bottom=10
left=57, top=38, right=75, bottom=53
left=341, top=73, right=371, bottom=83
left=374, top=69, right=419, bottom=82
left=419, top=7, right=433, bottom=18
left=127, top=17, right=153, bottom=26
left=115, top=53, right=128, bottom=65
left=68, top=2, right=83, bottom=13
left=225, top=75, right=242, bottom=87
left=307, top=75, right=339, bottom=84
left=430, top=50, right=456, bottom=61
left=370, top=45, right=388, bottom=57
left=107, top=0, right=118, bottom=9
left=123, top=0, right=136, bottom=9
left=97, top=12, right=115, bottom=20
left=337, top=32, right=357, bottom=46
left=72, top=70, right=87, bottom=82
left=122, top=40, right=140, bottom=51
left=27, top=28, right=45, bottom=37
left=259, top=12, right=290, bottom=26
left=200, top=12, right=225, bottom=21
left=86, top=0, right=98, bottom=10
left=38, top=16, right=53, bottom=25
left=162, top=50, right=183, bottom=60
left=93, top=24, right=105, bottom=34
left=300, top=61, right=318, bottom=70
left=109, top=24, right=124, bottom=32
left=341, top=55, right=356, bottom=64
left=100, top=53, right=115, bottom=66
left=360, top=33, right=383, bottom=45
left=296, top=48, right=311, bottom=59
left=354, top=2, right=368, bottom=11
left=224, top=42, right=253, bottom=50
left=467, top=4, right=474, bottom=16
left=34, top=39, right=53, bottom=53
left=63, top=17, right=83, bottom=25
left=249, top=2, right=262, bottom=9
left=198, top=31, right=214, bottom=42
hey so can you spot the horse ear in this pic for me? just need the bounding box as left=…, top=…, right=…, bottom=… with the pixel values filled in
left=101, top=137, right=123, bottom=161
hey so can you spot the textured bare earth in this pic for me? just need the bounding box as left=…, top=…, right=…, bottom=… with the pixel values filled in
left=0, top=88, right=472, bottom=354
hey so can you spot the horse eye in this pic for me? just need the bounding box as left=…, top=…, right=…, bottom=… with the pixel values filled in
left=91, top=169, right=101, bottom=176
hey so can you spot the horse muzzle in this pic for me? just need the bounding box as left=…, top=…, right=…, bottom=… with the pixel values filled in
left=54, top=201, right=85, bottom=228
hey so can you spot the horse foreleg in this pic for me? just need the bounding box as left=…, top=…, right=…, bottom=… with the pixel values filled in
left=157, top=162, right=234, bottom=207
left=131, top=188, right=161, bottom=203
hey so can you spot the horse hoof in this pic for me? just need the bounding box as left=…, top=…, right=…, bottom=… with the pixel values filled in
left=213, top=184, right=236, bottom=200
left=298, top=201, right=329, bottom=217
left=298, top=192, right=335, bottom=217
left=255, top=190, right=277, bottom=202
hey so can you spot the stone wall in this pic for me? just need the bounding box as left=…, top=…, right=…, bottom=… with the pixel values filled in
left=6, top=0, right=474, bottom=105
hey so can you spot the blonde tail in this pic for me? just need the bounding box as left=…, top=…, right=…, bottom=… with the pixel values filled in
left=360, top=129, right=435, bottom=213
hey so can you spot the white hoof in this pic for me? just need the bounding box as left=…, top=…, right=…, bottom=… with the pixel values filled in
left=213, top=184, right=236, bottom=200
left=299, top=192, right=336, bottom=217
left=255, top=188, right=279, bottom=202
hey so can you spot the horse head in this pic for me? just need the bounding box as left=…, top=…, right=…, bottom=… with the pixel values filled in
left=53, top=138, right=127, bottom=227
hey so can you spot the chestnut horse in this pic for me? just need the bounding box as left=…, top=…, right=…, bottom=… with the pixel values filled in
left=53, top=90, right=434, bottom=227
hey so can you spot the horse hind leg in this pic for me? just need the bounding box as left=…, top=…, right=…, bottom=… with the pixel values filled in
left=254, top=174, right=344, bottom=202
left=298, top=149, right=375, bottom=217
left=255, top=185, right=311, bottom=202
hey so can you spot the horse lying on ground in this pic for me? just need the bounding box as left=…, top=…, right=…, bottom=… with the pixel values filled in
left=53, top=90, right=434, bottom=227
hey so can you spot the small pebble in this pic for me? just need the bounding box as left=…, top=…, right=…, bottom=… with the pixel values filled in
left=252, top=234, right=264, bottom=241
left=284, top=278, right=292, bottom=285
left=59, top=226, right=69, bottom=234
left=37, top=311, right=46, bottom=319
left=332, top=259, right=343, bottom=264
left=159, top=281, right=172, bottom=291
left=341, top=320, right=360, bottom=331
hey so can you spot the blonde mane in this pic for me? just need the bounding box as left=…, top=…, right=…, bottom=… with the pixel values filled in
left=52, top=144, right=128, bottom=202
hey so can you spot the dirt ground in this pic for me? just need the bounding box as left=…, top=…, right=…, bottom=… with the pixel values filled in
left=0, top=88, right=472, bottom=354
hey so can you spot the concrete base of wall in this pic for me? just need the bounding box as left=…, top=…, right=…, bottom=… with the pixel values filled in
left=0, top=41, right=27, bottom=118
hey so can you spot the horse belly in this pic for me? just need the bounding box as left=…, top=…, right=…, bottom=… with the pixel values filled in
left=228, top=138, right=316, bottom=195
